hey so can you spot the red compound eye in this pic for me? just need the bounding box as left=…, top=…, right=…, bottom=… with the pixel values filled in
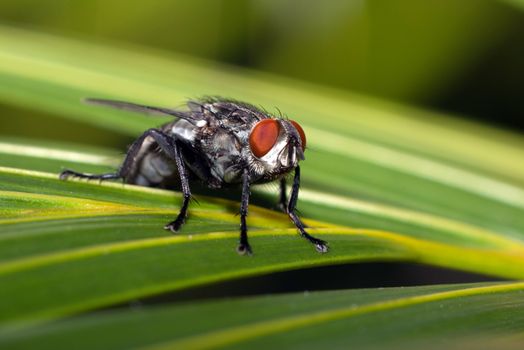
left=290, top=120, right=306, bottom=151
left=249, top=119, right=280, bottom=158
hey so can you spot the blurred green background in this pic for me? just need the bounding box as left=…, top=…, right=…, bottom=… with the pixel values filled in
left=0, top=0, right=523, bottom=149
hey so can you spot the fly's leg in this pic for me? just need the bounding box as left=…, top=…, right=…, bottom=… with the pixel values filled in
left=163, top=139, right=191, bottom=233
left=287, top=166, right=328, bottom=253
left=59, top=171, right=121, bottom=181
left=127, top=130, right=191, bottom=233
left=59, top=128, right=156, bottom=182
left=237, top=168, right=252, bottom=255
left=59, top=128, right=192, bottom=233
left=279, top=177, right=308, bottom=228
left=278, top=177, right=287, bottom=213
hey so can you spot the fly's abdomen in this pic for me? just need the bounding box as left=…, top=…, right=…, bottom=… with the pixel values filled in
left=128, top=151, right=179, bottom=188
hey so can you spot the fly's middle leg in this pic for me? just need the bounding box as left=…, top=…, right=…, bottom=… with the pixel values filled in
left=237, top=168, right=252, bottom=255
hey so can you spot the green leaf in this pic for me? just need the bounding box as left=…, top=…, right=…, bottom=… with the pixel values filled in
left=1, top=143, right=524, bottom=329
left=1, top=26, right=524, bottom=346
left=1, top=282, right=524, bottom=349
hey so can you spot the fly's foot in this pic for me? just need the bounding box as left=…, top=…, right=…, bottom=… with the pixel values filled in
left=59, top=170, right=79, bottom=180
left=302, top=233, right=329, bottom=253
left=313, top=239, right=329, bottom=253
left=164, top=218, right=185, bottom=233
left=237, top=242, right=253, bottom=256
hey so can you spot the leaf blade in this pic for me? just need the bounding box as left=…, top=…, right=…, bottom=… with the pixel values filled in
left=2, top=282, right=524, bottom=350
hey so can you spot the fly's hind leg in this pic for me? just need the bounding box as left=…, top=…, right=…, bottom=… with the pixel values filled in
left=59, top=170, right=122, bottom=181
left=117, top=128, right=191, bottom=233
left=59, top=128, right=192, bottom=233
left=59, top=128, right=154, bottom=183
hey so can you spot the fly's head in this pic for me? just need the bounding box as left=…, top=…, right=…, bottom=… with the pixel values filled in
left=247, top=117, right=307, bottom=180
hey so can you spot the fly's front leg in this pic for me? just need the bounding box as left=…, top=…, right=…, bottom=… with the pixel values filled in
left=237, top=168, right=252, bottom=255
left=278, top=177, right=287, bottom=213
left=288, top=166, right=328, bottom=253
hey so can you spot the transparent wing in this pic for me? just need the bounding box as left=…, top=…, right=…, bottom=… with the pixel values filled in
left=84, top=98, right=199, bottom=124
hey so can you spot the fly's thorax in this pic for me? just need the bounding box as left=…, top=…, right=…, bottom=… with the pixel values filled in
left=170, top=119, right=197, bottom=143
left=169, top=116, right=246, bottom=185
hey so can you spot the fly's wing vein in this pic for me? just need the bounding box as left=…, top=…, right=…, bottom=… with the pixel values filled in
left=84, top=98, right=199, bottom=125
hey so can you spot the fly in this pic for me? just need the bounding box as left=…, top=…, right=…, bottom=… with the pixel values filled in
left=59, top=97, right=328, bottom=255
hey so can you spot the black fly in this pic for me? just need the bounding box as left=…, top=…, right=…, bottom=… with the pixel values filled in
left=59, top=97, right=328, bottom=255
